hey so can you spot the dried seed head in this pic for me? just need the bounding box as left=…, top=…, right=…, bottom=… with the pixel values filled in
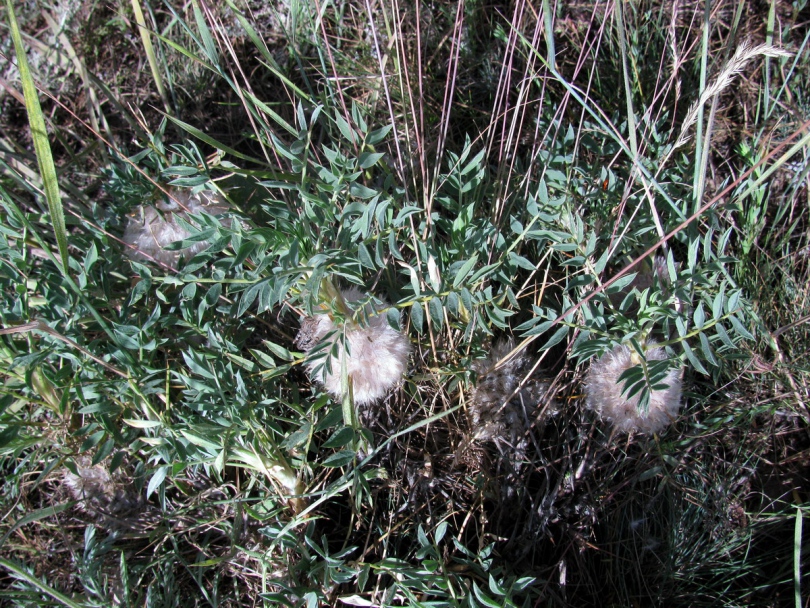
left=63, top=456, right=144, bottom=524
left=296, top=288, right=410, bottom=405
left=469, top=340, right=552, bottom=445
left=123, top=188, right=232, bottom=267
left=585, top=343, right=683, bottom=434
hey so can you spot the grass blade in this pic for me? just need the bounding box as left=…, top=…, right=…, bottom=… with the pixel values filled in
left=0, top=557, right=91, bottom=608
left=6, top=0, right=69, bottom=275
left=130, top=0, right=171, bottom=114
left=796, top=507, right=803, bottom=608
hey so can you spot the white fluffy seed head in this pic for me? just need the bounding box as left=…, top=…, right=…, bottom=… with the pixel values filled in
left=469, top=340, right=554, bottom=445
left=296, top=288, right=410, bottom=405
left=585, top=343, right=683, bottom=434
left=62, top=456, right=143, bottom=519
left=123, top=188, right=231, bottom=267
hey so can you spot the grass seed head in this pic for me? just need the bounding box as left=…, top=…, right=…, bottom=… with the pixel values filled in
left=296, top=287, right=410, bottom=405
left=585, top=342, right=683, bottom=434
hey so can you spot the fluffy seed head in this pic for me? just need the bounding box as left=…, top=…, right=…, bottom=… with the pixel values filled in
left=585, top=343, right=683, bottom=434
left=295, top=288, right=410, bottom=405
left=123, top=188, right=231, bottom=267
left=469, top=340, right=552, bottom=445
left=63, top=456, right=143, bottom=523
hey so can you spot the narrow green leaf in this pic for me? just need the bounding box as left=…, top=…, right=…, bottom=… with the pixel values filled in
left=147, top=465, right=169, bottom=498
left=699, top=332, right=718, bottom=367
left=517, top=319, right=552, bottom=338
left=249, top=348, right=277, bottom=369
left=593, top=246, right=610, bottom=274
left=367, top=124, right=392, bottom=145
left=795, top=507, right=802, bottom=608
left=130, top=0, right=169, bottom=112
left=335, top=113, right=356, bottom=144
left=729, top=314, right=755, bottom=341
left=165, top=114, right=263, bottom=162
left=323, top=426, right=356, bottom=449
left=693, top=303, right=706, bottom=329
left=429, top=296, right=444, bottom=329
left=323, top=450, right=356, bottom=468
left=541, top=326, right=568, bottom=351
left=358, top=152, right=384, bottom=169
left=682, top=341, right=709, bottom=375
left=453, top=254, right=479, bottom=288
left=0, top=502, right=73, bottom=549
left=0, top=557, right=87, bottom=608
left=124, top=418, right=163, bottom=429
left=349, top=183, right=378, bottom=199
left=181, top=430, right=221, bottom=451
left=191, top=0, right=218, bottom=64
left=7, top=0, right=69, bottom=274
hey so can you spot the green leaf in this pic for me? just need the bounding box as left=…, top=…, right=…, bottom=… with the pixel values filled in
left=349, top=183, right=378, bottom=199
left=540, top=326, right=568, bottom=351
left=729, top=314, right=755, bottom=341
left=0, top=502, right=73, bottom=549
left=699, top=332, right=718, bottom=367
left=367, top=124, right=392, bottom=145
left=508, top=252, right=536, bottom=271
left=411, top=301, right=424, bottom=334
left=358, top=243, right=374, bottom=269
left=429, top=296, right=444, bottom=329
left=191, top=0, right=218, bottom=63
left=0, top=557, right=87, bottom=608
left=323, top=450, right=356, bottom=468
left=225, top=352, right=258, bottom=372
left=638, top=466, right=663, bottom=482
left=315, top=406, right=344, bottom=432
left=263, top=340, right=293, bottom=361
left=682, top=341, right=709, bottom=375
left=323, top=426, right=356, bottom=449
left=147, top=465, right=169, bottom=497
left=181, top=431, right=221, bottom=451
left=593, top=246, right=610, bottom=274
left=250, top=348, right=277, bottom=369
left=517, top=319, right=552, bottom=338
left=124, top=418, right=163, bottom=429
left=358, top=152, right=384, bottom=169
left=434, top=521, right=447, bottom=544
left=453, top=254, right=479, bottom=288
left=7, top=0, right=69, bottom=274
left=469, top=262, right=501, bottom=284
left=335, top=114, right=357, bottom=143
left=472, top=582, right=502, bottom=608
left=166, top=114, right=263, bottom=162
left=282, top=423, right=311, bottom=450
left=182, top=350, right=217, bottom=379
left=712, top=282, right=726, bottom=320
left=693, top=303, right=706, bottom=329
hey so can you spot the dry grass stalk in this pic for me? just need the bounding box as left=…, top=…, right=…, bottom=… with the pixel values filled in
left=672, top=40, right=791, bottom=152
